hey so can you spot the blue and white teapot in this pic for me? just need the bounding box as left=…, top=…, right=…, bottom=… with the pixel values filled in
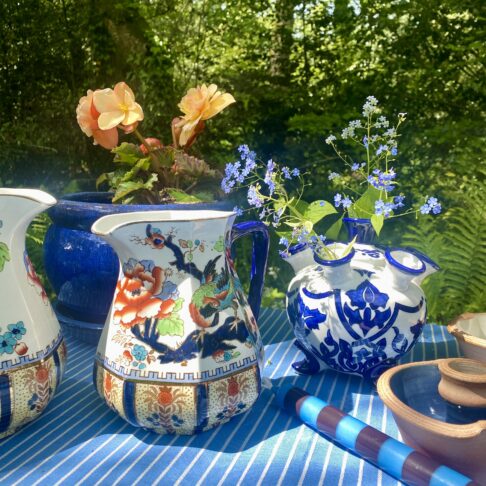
left=284, top=241, right=439, bottom=380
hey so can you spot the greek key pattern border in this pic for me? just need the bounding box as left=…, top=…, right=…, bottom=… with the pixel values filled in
left=0, top=332, right=63, bottom=371
left=98, top=354, right=258, bottom=383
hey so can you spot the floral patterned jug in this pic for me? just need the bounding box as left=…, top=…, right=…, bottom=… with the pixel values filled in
left=91, top=210, right=268, bottom=435
left=0, top=189, right=66, bottom=439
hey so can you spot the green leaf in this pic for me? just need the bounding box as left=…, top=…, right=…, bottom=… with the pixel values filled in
left=0, top=242, right=10, bottom=272
left=112, top=181, right=146, bottom=202
left=166, top=188, right=203, bottom=203
left=275, top=229, right=293, bottom=240
left=371, top=214, right=384, bottom=235
left=172, top=298, right=184, bottom=313
left=213, top=236, right=224, bottom=252
left=302, top=220, right=314, bottom=233
left=325, top=216, right=343, bottom=240
left=342, top=236, right=357, bottom=257
left=283, top=221, right=304, bottom=228
left=112, top=143, right=143, bottom=165
left=157, top=316, right=184, bottom=337
left=173, top=152, right=216, bottom=177
left=96, top=172, right=109, bottom=189
left=143, top=173, right=158, bottom=189
left=352, top=187, right=382, bottom=218
left=121, top=157, right=151, bottom=182
left=192, top=191, right=213, bottom=202
left=294, top=199, right=309, bottom=215
left=303, top=200, right=337, bottom=224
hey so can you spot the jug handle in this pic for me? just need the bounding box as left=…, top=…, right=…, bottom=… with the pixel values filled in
left=231, top=221, right=269, bottom=320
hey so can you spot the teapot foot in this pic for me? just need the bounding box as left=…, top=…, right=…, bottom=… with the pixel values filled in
left=292, top=340, right=325, bottom=375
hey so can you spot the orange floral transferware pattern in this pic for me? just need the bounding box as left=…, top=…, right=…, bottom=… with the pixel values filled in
left=91, top=210, right=268, bottom=435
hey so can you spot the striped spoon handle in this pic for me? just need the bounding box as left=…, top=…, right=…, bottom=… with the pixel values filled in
left=275, top=385, right=479, bottom=486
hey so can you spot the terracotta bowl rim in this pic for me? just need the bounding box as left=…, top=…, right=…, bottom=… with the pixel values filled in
left=377, top=359, right=486, bottom=438
left=438, top=357, right=486, bottom=384
left=447, top=312, right=486, bottom=350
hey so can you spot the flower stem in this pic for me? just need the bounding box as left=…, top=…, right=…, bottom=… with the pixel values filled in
left=134, top=129, right=161, bottom=173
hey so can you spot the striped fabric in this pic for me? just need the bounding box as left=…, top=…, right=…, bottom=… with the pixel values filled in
left=0, top=309, right=459, bottom=486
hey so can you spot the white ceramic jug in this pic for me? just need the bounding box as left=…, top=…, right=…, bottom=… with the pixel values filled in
left=0, top=189, right=66, bottom=439
left=91, top=210, right=269, bottom=434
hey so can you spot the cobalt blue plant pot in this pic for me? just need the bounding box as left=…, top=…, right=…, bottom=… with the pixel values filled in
left=43, top=192, right=232, bottom=343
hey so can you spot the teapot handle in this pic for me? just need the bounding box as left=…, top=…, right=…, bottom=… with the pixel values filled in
left=231, top=221, right=269, bottom=320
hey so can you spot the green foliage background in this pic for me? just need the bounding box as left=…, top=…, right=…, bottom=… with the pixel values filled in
left=1, top=0, right=485, bottom=321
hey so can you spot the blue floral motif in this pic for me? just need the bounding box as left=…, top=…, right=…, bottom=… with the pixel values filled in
left=389, top=321, right=424, bottom=355
left=358, top=249, right=383, bottom=259
left=146, top=413, right=184, bottom=429
left=391, top=327, right=408, bottom=354
left=0, top=332, right=16, bottom=354
left=343, top=280, right=391, bottom=336
left=157, top=281, right=179, bottom=300
left=28, top=393, right=39, bottom=410
left=216, top=403, right=246, bottom=421
left=313, top=330, right=390, bottom=379
left=295, top=293, right=327, bottom=331
left=353, top=269, right=375, bottom=278
left=7, top=321, right=26, bottom=341
left=301, top=304, right=326, bottom=330
left=146, top=412, right=160, bottom=425
left=132, top=345, right=148, bottom=362
left=347, top=280, right=389, bottom=310
left=171, top=414, right=184, bottom=426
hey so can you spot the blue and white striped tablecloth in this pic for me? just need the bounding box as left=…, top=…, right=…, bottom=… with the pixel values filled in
left=0, top=309, right=459, bottom=485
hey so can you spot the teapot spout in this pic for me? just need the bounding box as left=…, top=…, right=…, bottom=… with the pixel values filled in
left=281, top=243, right=314, bottom=274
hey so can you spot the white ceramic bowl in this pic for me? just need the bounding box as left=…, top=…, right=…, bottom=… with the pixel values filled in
left=448, top=313, right=486, bottom=363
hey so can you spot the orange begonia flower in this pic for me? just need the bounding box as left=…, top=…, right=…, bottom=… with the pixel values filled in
left=76, top=90, right=119, bottom=149
left=175, top=84, right=235, bottom=146
left=93, top=82, right=144, bottom=131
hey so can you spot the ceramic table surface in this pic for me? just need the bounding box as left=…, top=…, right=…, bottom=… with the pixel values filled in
left=0, top=308, right=459, bottom=485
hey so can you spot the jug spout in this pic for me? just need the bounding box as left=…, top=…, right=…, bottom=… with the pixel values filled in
left=91, top=210, right=236, bottom=238
left=0, top=189, right=57, bottom=241
left=92, top=209, right=235, bottom=244
left=0, top=188, right=56, bottom=217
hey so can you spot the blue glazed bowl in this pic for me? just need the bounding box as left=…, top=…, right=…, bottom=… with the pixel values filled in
left=43, top=192, right=232, bottom=343
left=378, top=360, right=486, bottom=483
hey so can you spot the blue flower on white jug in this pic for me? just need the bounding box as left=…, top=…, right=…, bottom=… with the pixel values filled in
left=132, top=344, right=149, bottom=369
left=7, top=321, right=26, bottom=340
left=0, top=332, right=17, bottom=355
